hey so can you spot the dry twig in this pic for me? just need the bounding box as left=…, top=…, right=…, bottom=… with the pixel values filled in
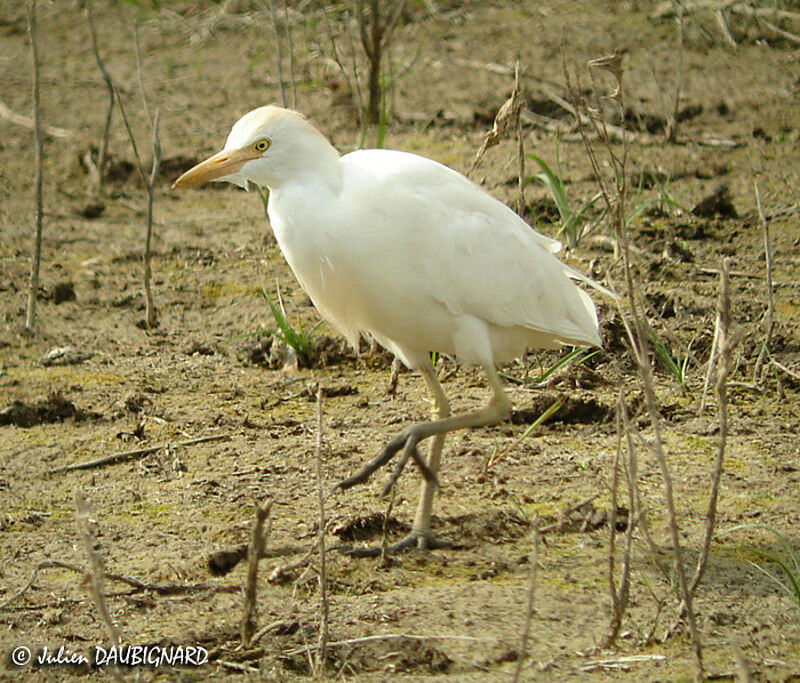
left=313, top=385, right=329, bottom=677
left=282, top=633, right=489, bottom=657
left=242, top=500, right=273, bottom=648
left=143, top=109, right=161, bottom=329
left=512, top=519, right=540, bottom=683
left=24, top=0, right=44, bottom=333
left=0, top=559, right=238, bottom=611
left=112, top=33, right=160, bottom=330
left=569, top=52, right=704, bottom=676
left=603, top=387, right=639, bottom=647
left=689, top=259, right=732, bottom=597
left=49, top=433, right=230, bottom=474
left=752, top=182, right=775, bottom=385
left=467, top=60, right=526, bottom=210
left=85, top=0, right=115, bottom=197
left=0, top=99, right=72, bottom=138
left=74, top=490, right=125, bottom=683
left=264, top=0, right=288, bottom=107
left=355, top=0, right=407, bottom=124
left=74, top=491, right=121, bottom=647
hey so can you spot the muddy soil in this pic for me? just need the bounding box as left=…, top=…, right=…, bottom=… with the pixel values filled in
left=1, top=1, right=799, bottom=680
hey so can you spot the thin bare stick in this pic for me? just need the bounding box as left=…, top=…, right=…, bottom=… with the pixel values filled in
left=609, top=386, right=646, bottom=647
left=0, top=560, right=86, bottom=610
left=75, top=490, right=121, bottom=646
left=282, top=632, right=490, bottom=656
left=603, top=386, right=639, bottom=647
left=143, top=109, right=161, bottom=329
left=759, top=18, right=800, bottom=46
left=606, top=395, right=623, bottom=627
left=282, top=0, right=297, bottom=108
left=85, top=1, right=115, bottom=197
left=264, top=0, right=287, bottom=107
left=752, top=182, right=774, bottom=385
left=514, top=61, right=526, bottom=215
left=251, top=619, right=301, bottom=646
left=48, top=433, right=230, bottom=474
left=356, top=0, right=407, bottom=124
left=133, top=23, right=153, bottom=124
left=113, top=84, right=147, bottom=185
left=322, top=4, right=364, bottom=127
left=242, top=500, right=273, bottom=648
left=699, top=314, right=720, bottom=415
left=651, top=1, right=800, bottom=22
left=453, top=56, right=650, bottom=144
left=268, top=539, right=321, bottom=583
left=690, top=259, right=731, bottom=596
left=0, top=559, right=238, bottom=611
left=74, top=490, right=125, bottom=683
left=24, top=0, right=44, bottom=334
left=770, top=358, right=800, bottom=381
left=666, top=2, right=685, bottom=143
left=569, top=53, right=704, bottom=675
left=0, top=99, right=72, bottom=138
left=512, top=519, right=540, bottom=683
left=110, top=49, right=158, bottom=330
left=380, top=486, right=397, bottom=566
left=314, top=385, right=329, bottom=677
left=714, top=8, right=738, bottom=49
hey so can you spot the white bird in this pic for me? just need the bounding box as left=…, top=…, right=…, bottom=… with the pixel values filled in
left=174, top=106, right=607, bottom=553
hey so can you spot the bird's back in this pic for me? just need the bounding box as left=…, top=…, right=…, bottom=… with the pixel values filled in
left=271, top=148, right=602, bottom=368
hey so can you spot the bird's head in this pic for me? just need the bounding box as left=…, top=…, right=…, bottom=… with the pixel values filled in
left=172, top=105, right=339, bottom=192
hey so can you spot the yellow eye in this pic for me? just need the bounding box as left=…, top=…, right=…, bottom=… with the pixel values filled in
left=254, top=138, right=270, bottom=152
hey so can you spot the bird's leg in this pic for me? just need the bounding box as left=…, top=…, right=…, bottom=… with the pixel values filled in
left=407, top=365, right=513, bottom=549
left=408, top=364, right=451, bottom=549
left=337, top=365, right=512, bottom=556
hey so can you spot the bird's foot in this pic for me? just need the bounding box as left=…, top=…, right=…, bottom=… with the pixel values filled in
left=334, top=426, right=437, bottom=494
left=336, top=529, right=452, bottom=558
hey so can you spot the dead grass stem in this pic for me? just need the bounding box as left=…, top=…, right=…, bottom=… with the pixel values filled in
left=74, top=489, right=125, bottom=682
left=355, top=0, right=407, bottom=124
left=566, top=51, right=704, bottom=676
left=313, top=385, right=329, bottom=677
left=242, top=500, right=272, bottom=648
left=603, top=387, right=639, bottom=647
left=86, top=0, right=115, bottom=197
left=512, top=519, right=540, bottom=682
left=689, top=259, right=732, bottom=596
left=753, top=182, right=775, bottom=385
left=24, top=0, right=44, bottom=334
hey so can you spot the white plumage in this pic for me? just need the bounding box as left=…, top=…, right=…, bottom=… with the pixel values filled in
left=174, top=106, right=606, bottom=552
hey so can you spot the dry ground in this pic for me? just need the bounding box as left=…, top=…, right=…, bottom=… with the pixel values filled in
left=1, top=0, right=799, bottom=680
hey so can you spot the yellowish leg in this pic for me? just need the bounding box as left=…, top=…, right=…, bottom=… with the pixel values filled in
left=411, top=364, right=511, bottom=548
left=337, top=364, right=512, bottom=555
left=412, top=365, right=451, bottom=547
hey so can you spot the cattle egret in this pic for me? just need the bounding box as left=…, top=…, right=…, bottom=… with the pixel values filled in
left=174, top=106, right=607, bottom=553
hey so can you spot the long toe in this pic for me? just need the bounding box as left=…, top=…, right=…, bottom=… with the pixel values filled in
left=334, top=530, right=453, bottom=558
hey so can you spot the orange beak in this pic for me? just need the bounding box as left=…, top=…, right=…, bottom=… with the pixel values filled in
left=172, top=147, right=259, bottom=190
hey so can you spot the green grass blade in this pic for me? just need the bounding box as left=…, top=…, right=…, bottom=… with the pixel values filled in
left=527, top=154, right=571, bottom=223
left=515, top=397, right=564, bottom=444
left=646, top=327, right=683, bottom=384
left=750, top=551, right=800, bottom=605
left=535, top=348, right=598, bottom=386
